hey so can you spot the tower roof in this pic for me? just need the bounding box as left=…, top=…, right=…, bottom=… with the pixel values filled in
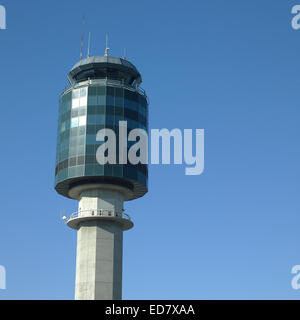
left=68, top=56, right=142, bottom=86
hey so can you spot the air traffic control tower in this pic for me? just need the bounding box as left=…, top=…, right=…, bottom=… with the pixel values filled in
left=55, top=48, right=148, bottom=300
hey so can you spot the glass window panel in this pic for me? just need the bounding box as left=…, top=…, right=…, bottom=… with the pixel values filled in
left=85, top=165, right=95, bottom=176
left=60, top=122, right=66, bottom=133
left=79, top=107, right=87, bottom=116
left=97, top=86, right=105, bottom=96
left=97, top=95, right=106, bottom=105
left=71, top=118, right=79, bottom=128
left=115, top=106, right=123, bottom=116
left=95, top=165, right=104, bottom=175
left=106, top=115, right=114, bottom=125
left=87, top=135, right=96, bottom=144
left=80, top=87, right=87, bottom=97
left=69, top=146, right=77, bottom=157
left=95, top=114, right=105, bottom=124
left=72, top=109, right=79, bottom=117
left=106, top=95, right=114, bottom=106
left=96, top=105, right=105, bottom=114
left=76, top=165, right=85, bottom=176
left=113, top=165, right=122, bottom=177
left=88, top=95, right=97, bottom=105
left=77, top=156, right=85, bottom=165
left=66, top=100, right=71, bottom=110
left=70, top=136, right=77, bottom=146
left=115, top=88, right=123, bottom=97
left=68, top=167, right=76, bottom=178
left=72, top=89, right=80, bottom=99
left=79, top=126, right=86, bottom=135
left=78, top=135, right=85, bottom=146
left=104, top=165, right=113, bottom=176
left=106, top=106, right=115, bottom=115
left=79, top=115, right=87, bottom=126
left=80, top=94, right=87, bottom=107
left=77, top=145, right=85, bottom=155
left=107, top=87, right=114, bottom=95
left=70, top=127, right=78, bottom=136
left=87, top=105, right=96, bottom=115
left=87, top=115, right=97, bottom=125
left=72, top=98, right=80, bottom=109
left=86, top=125, right=95, bottom=135
left=89, top=87, right=97, bottom=95
left=69, top=157, right=76, bottom=167
left=86, top=145, right=95, bottom=155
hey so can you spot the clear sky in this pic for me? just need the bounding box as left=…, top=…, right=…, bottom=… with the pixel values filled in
left=0, top=0, right=300, bottom=300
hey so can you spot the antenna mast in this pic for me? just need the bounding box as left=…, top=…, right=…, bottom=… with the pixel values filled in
left=80, top=15, right=85, bottom=60
left=104, top=34, right=109, bottom=56
left=87, top=32, right=91, bottom=58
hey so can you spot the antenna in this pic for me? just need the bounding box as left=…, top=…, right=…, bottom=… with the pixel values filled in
left=122, top=48, right=126, bottom=60
left=104, top=33, right=109, bottom=56
left=80, top=14, right=85, bottom=60
left=87, top=32, right=91, bottom=58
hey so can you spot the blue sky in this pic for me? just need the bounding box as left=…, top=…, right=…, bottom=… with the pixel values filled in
left=0, top=0, right=300, bottom=299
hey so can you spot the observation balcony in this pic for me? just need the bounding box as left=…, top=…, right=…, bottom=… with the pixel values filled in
left=63, top=209, right=133, bottom=231
left=61, top=78, right=148, bottom=103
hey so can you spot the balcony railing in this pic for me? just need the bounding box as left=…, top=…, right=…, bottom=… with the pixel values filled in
left=62, top=78, right=148, bottom=100
left=63, top=209, right=131, bottom=223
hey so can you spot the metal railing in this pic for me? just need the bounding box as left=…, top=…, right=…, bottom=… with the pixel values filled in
left=62, top=78, right=148, bottom=100
left=63, top=209, right=131, bottom=222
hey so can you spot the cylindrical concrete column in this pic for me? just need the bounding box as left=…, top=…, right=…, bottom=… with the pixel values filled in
left=74, top=189, right=124, bottom=300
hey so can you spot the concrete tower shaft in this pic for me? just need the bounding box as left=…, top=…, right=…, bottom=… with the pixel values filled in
left=74, top=189, right=128, bottom=300
left=75, top=219, right=123, bottom=300
left=66, top=186, right=133, bottom=300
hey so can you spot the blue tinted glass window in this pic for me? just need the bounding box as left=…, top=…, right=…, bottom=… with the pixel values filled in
left=106, top=95, right=114, bottom=105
